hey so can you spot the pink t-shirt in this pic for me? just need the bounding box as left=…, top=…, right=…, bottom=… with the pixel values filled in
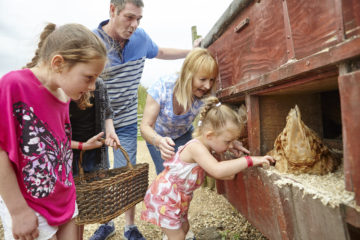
left=0, top=69, right=76, bottom=226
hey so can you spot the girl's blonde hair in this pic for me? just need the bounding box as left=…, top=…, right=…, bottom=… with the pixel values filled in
left=174, top=48, right=218, bottom=111
left=193, top=96, right=243, bottom=138
left=25, top=23, right=107, bottom=108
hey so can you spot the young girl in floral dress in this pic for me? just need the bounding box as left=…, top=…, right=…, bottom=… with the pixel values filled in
left=141, top=96, right=275, bottom=240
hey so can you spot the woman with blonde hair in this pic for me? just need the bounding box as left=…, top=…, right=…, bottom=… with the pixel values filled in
left=140, top=48, right=219, bottom=174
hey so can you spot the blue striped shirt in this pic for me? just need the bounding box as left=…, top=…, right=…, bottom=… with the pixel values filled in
left=94, top=20, right=158, bottom=128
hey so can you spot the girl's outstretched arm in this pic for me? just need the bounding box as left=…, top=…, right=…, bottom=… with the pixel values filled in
left=184, top=141, right=274, bottom=179
left=0, top=147, right=39, bottom=239
left=71, top=132, right=104, bottom=150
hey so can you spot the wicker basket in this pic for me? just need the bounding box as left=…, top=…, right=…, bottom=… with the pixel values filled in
left=74, top=144, right=149, bottom=225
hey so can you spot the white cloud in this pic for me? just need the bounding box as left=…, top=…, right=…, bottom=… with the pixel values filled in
left=0, top=0, right=233, bottom=87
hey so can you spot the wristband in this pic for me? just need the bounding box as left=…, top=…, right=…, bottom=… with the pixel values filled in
left=245, top=156, right=253, bottom=167
left=78, top=142, right=83, bottom=151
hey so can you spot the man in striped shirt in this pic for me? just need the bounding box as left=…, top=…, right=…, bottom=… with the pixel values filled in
left=92, top=1, right=197, bottom=240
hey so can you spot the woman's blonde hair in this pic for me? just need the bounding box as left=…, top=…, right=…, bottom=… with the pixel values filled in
left=193, top=96, right=243, bottom=138
left=174, top=48, right=218, bottom=111
left=25, top=23, right=107, bottom=108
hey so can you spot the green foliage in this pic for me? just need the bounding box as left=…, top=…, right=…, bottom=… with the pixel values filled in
left=137, top=84, right=147, bottom=140
left=138, top=84, right=147, bottom=114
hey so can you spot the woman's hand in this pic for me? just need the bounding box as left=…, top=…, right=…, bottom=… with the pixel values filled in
left=158, top=136, right=175, bottom=161
left=228, top=140, right=250, bottom=157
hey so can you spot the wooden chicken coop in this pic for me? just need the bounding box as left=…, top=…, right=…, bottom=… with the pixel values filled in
left=202, top=0, right=360, bottom=239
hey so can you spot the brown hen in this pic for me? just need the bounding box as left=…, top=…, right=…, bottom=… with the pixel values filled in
left=269, top=105, right=340, bottom=175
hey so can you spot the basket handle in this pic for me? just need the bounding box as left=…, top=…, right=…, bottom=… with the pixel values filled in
left=77, top=139, right=133, bottom=179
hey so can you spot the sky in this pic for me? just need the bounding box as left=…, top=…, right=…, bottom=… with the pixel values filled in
left=0, top=0, right=233, bottom=88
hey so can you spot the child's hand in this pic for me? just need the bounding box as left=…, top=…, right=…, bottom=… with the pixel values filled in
left=159, top=137, right=175, bottom=160
left=84, top=132, right=105, bottom=150
left=105, top=131, right=121, bottom=150
left=228, top=140, right=250, bottom=157
left=11, top=206, right=39, bottom=240
left=251, top=155, right=275, bottom=168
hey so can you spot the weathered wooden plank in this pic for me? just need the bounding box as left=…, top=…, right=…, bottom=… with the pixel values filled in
left=221, top=172, right=249, bottom=217
left=286, top=0, right=340, bottom=60
left=216, top=36, right=360, bottom=101
left=202, top=0, right=253, bottom=48
left=342, top=0, right=360, bottom=39
left=208, top=0, right=288, bottom=90
left=338, top=69, right=360, bottom=205
left=242, top=168, right=284, bottom=240
left=282, top=0, right=296, bottom=60
left=289, top=184, right=349, bottom=240
left=246, top=95, right=260, bottom=155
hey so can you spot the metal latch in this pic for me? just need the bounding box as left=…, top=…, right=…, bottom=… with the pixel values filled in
left=234, top=17, right=250, bottom=33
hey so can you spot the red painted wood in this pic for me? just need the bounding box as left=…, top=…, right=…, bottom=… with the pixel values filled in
left=343, top=204, right=360, bottom=228
left=223, top=168, right=287, bottom=239
left=208, top=0, right=288, bottom=90
left=246, top=95, right=260, bottom=155
left=282, top=0, right=295, bottom=60
left=286, top=0, right=340, bottom=59
left=209, top=0, right=360, bottom=238
left=342, top=0, right=360, bottom=39
left=216, top=37, right=360, bottom=101
left=221, top=172, right=248, bottom=217
left=338, top=70, right=360, bottom=205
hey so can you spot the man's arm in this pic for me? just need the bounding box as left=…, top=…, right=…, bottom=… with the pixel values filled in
left=155, top=47, right=191, bottom=60
left=155, top=38, right=202, bottom=60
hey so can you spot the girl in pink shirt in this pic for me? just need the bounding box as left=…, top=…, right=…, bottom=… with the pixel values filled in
left=0, top=23, right=107, bottom=240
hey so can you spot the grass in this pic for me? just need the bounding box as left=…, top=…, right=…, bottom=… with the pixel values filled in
left=137, top=84, right=147, bottom=141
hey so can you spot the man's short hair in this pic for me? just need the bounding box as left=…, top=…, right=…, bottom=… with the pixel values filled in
left=111, top=0, right=144, bottom=13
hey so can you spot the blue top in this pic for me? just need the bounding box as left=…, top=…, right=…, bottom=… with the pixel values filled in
left=94, top=20, right=159, bottom=128
left=147, top=74, right=203, bottom=139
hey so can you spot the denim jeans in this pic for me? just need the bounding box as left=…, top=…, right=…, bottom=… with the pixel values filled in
left=147, top=126, right=194, bottom=175
left=113, top=123, right=137, bottom=168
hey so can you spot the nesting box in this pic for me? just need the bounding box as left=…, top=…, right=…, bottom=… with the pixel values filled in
left=203, top=0, right=360, bottom=239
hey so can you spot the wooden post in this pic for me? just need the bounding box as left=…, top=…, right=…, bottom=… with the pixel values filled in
left=339, top=62, right=360, bottom=206
left=191, top=25, right=202, bottom=45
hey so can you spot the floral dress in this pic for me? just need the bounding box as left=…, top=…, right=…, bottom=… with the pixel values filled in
left=141, top=139, right=205, bottom=229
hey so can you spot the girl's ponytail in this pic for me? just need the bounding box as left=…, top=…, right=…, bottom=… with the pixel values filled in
left=25, top=23, right=56, bottom=68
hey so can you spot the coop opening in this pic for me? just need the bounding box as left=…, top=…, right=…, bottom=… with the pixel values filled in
left=259, top=77, right=343, bottom=163
left=254, top=77, right=355, bottom=207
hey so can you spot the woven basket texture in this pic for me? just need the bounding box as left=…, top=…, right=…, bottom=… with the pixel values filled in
left=74, top=144, right=149, bottom=225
